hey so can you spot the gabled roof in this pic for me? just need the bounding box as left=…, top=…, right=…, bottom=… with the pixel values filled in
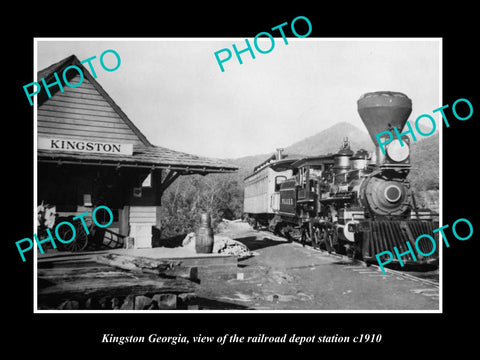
left=38, top=55, right=75, bottom=81
left=38, top=54, right=151, bottom=147
left=37, top=55, right=237, bottom=174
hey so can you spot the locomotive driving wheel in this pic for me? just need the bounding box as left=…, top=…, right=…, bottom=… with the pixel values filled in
left=317, top=223, right=336, bottom=253
left=324, top=227, right=335, bottom=253
left=301, top=228, right=307, bottom=246
left=273, top=222, right=284, bottom=236
left=312, top=226, right=320, bottom=249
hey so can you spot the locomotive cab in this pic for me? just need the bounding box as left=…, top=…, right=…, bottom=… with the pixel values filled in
left=296, top=165, right=320, bottom=203
left=288, top=156, right=335, bottom=219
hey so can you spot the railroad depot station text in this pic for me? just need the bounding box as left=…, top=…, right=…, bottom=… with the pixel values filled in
left=101, top=333, right=381, bottom=345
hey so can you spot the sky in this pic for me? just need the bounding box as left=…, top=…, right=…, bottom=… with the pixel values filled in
left=36, top=38, right=441, bottom=159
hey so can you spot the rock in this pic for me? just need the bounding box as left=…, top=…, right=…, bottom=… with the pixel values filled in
left=214, top=236, right=253, bottom=259
left=98, top=297, right=110, bottom=309
left=146, top=302, right=158, bottom=310
left=152, top=294, right=177, bottom=310
left=120, top=295, right=135, bottom=310
left=178, top=292, right=196, bottom=304
left=58, top=300, right=79, bottom=310
left=182, top=233, right=253, bottom=259
left=134, top=295, right=152, bottom=310
left=85, top=298, right=93, bottom=309
left=111, top=297, right=121, bottom=310
left=181, top=232, right=254, bottom=259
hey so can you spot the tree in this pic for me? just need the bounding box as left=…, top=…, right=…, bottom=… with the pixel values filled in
left=159, top=173, right=243, bottom=238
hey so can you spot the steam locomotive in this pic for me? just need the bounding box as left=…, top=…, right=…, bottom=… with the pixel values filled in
left=243, top=91, right=439, bottom=267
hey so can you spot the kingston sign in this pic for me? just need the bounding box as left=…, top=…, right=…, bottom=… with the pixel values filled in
left=38, top=137, right=133, bottom=156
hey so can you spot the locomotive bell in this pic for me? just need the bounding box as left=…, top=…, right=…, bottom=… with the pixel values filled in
left=357, top=91, right=412, bottom=147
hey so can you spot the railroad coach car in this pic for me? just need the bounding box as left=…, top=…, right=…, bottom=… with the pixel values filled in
left=243, top=149, right=298, bottom=228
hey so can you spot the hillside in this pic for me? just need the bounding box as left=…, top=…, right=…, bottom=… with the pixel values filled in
left=225, top=153, right=270, bottom=180
left=409, top=132, right=440, bottom=190
left=228, top=121, right=373, bottom=177
left=285, top=121, right=374, bottom=156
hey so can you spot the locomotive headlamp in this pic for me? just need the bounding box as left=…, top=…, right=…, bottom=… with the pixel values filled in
left=386, top=139, right=410, bottom=162
left=384, top=184, right=402, bottom=203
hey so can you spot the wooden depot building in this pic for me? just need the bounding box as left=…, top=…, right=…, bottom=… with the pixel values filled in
left=37, top=55, right=237, bottom=249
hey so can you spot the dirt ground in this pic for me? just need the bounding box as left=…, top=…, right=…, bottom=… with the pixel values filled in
left=193, top=221, right=440, bottom=311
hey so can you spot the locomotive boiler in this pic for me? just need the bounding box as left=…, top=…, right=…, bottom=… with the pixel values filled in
left=243, top=91, right=439, bottom=268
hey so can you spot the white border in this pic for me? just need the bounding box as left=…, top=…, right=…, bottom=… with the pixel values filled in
left=33, top=37, right=443, bottom=314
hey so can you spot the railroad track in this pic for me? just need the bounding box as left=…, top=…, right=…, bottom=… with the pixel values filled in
left=257, top=228, right=440, bottom=289
left=306, top=243, right=439, bottom=288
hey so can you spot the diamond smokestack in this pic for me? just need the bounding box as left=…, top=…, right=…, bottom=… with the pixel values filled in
left=357, top=91, right=412, bottom=146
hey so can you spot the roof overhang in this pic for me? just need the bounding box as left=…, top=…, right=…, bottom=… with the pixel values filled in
left=38, top=146, right=238, bottom=174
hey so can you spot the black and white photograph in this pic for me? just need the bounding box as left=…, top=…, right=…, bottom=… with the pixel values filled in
left=33, top=38, right=442, bottom=313
left=6, top=6, right=478, bottom=355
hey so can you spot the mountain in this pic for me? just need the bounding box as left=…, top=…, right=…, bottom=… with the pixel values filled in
left=285, top=122, right=374, bottom=156
left=228, top=122, right=374, bottom=176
